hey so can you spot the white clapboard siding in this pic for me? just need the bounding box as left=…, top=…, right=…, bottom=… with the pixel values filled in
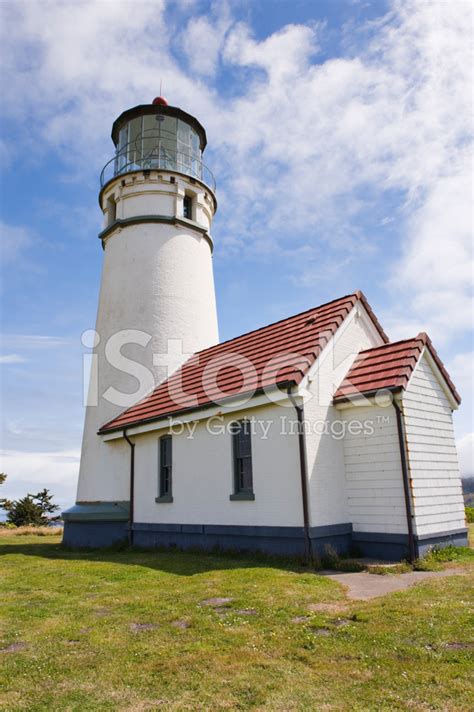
left=403, top=418, right=455, bottom=434
left=403, top=353, right=465, bottom=536
left=304, top=305, right=384, bottom=526
left=342, top=404, right=407, bottom=534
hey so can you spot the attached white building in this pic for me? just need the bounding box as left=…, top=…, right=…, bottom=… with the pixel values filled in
left=62, top=97, right=467, bottom=560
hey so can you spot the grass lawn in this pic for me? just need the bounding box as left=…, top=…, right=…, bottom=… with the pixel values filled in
left=0, top=536, right=473, bottom=711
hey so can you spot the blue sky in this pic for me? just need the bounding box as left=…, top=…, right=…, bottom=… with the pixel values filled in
left=0, top=0, right=472, bottom=510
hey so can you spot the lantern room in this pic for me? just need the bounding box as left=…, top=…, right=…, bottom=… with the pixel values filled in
left=100, top=97, right=215, bottom=193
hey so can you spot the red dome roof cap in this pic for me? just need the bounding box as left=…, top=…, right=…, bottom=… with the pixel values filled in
left=152, top=96, right=169, bottom=106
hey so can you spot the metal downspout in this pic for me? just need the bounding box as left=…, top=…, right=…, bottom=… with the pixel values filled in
left=123, top=429, right=135, bottom=547
left=287, top=386, right=313, bottom=564
left=393, top=400, right=416, bottom=562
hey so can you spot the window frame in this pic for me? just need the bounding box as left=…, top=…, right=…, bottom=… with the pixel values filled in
left=156, top=434, right=173, bottom=503
left=106, top=194, right=116, bottom=226
left=230, top=420, right=255, bottom=501
left=183, top=194, right=193, bottom=220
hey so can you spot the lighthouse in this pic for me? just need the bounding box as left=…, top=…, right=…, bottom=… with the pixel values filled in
left=63, top=97, right=219, bottom=545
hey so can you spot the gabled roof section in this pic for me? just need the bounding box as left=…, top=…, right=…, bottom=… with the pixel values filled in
left=334, top=332, right=461, bottom=405
left=99, top=291, right=388, bottom=434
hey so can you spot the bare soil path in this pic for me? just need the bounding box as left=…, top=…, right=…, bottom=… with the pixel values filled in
left=320, top=567, right=468, bottom=600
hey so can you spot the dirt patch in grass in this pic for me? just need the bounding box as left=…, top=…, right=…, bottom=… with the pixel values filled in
left=171, top=620, right=191, bottom=629
left=0, top=641, right=28, bottom=653
left=130, top=623, right=158, bottom=632
left=234, top=608, right=258, bottom=616
left=200, top=597, right=233, bottom=607
left=307, top=602, right=348, bottom=614
left=310, top=627, right=331, bottom=636
left=292, top=615, right=311, bottom=624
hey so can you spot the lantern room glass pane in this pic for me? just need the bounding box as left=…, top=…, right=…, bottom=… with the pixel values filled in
left=117, top=126, right=128, bottom=172
left=142, top=114, right=158, bottom=165
left=158, top=116, right=177, bottom=161
left=127, top=117, right=142, bottom=166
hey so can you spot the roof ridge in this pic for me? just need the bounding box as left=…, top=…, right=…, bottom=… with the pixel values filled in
left=359, top=335, right=424, bottom=354
left=191, top=292, right=359, bottom=357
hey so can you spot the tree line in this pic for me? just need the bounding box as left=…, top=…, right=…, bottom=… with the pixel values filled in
left=0, top=473, right=60, bottom=526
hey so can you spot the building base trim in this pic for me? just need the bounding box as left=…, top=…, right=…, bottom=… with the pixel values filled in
left=62, top=520, right=128, bottom=548
left=131, top=522, right=352, bottom=557
left=415, top=528, right=468, bottom=557
left=353, top=528, right=469, bottom=560
left=61, top=518, right=468, bottom=560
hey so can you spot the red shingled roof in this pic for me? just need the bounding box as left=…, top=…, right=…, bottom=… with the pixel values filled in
left=333, top=332, right=461, bottom=404
left=99, top=291, right=388, bottom=433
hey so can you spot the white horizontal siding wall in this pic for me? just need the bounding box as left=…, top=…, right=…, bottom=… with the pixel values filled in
left=402, top=353, right=465, bottom=536
left=303, top=306, right=384, bottom=527
left=132, top=402, right=304, bottom=527
left=342, top=405, right=408, bottom=534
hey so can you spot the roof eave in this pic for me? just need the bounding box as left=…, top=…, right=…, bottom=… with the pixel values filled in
left=98, top=379, right=298, bottom=436
left=333, top=385, right=402, bottom=406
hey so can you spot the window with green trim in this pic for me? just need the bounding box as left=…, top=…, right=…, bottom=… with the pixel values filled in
left=158, top=435, right=172, bottom=499
left=231, top=420, right=254, bottom=496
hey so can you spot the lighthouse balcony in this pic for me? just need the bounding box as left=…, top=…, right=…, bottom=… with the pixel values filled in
left=100, top=147, right=216, bottom=193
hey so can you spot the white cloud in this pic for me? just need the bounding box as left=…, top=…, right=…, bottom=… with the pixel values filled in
left=457, top=433, right=474, bottom=478
left=0, top=449, right=80, bottom=508
left=217, top=0, right=472, bottom=345
left=180, top=3, right=233, bottom=77
left=2, top=1, right=471, bottom=310
left=223, top=21, right=321, bottom=82
left=0, top=221, right=34, bottom=265
left=0, top=354, right=28, bottom=364
left=1, top=334, right=70, bottom=350
left=449, top=352, right=474, bottom=393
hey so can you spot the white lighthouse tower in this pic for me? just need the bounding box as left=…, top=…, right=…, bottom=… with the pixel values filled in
left=63, top=97, right=219, bottom=546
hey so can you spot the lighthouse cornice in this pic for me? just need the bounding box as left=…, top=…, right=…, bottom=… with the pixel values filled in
left=99, top=168, right=217, bottom=212
left=98, top=214, right=214, bottom=252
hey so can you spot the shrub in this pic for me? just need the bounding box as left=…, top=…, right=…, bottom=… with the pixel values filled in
left=465, top=506, right=474, bottom=523
left=1, top=489, right=59, bottom=527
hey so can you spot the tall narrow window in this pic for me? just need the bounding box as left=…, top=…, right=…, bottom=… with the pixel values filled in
left=183, top=195, right=193, bottom=220
left=230, top=420, right=254, bottom=500
left=106, top=195, right=116, bottom=226
left=157, top=435, right=173, bottom=502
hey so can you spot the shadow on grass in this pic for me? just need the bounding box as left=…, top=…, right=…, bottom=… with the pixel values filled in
left=0, top=538, right=312, bottom=577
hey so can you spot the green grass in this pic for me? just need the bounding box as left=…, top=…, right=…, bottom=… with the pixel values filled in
left=1, top=537, right=473, bottom=711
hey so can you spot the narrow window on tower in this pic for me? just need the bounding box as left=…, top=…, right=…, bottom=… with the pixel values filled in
left=230, top=420, right=255, bottom=500
left=183, top=194, right=193, bottom=220
left=106, top=195, right=116, bottom=226
left=156, top=435, right=173, bottom=502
